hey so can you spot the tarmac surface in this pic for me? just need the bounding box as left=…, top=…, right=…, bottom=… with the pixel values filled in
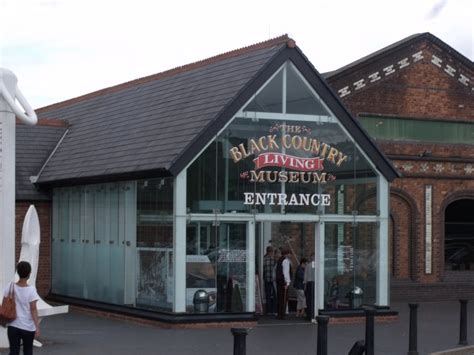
left=1, top=301, right=472, bottom=355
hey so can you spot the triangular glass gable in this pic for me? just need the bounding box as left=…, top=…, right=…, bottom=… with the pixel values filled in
left=286, top=64, right=330, bottom=115
left=188, top=60, right=382, bottom=216
left=243, top=69, right=283, bottom=113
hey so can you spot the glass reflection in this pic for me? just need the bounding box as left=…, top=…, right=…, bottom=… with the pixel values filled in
left=324, top=223, right=377, bottom=309
left=186, top=222, right=248, bottom=313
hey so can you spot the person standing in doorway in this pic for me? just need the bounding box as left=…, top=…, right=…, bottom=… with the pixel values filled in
left=276, top=248, right=291, bottom=320
left=3, top=261, right=40, bottom=355
left=272, top=248, right=282, bottom=313
left=263, top=246, right=276, bottom=315
left=294, top=258, right=308, bottom=317
left=304, top=252, right=316, bottom=322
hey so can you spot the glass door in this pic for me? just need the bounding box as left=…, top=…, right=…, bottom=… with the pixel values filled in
left=323, top=222, right=378, bottom=309
left=186, top=222, right=249, bottom=313
left=258, top=222, right=315, bottom=314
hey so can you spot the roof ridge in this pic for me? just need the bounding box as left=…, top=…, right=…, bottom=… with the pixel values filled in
left=325, top=33, right=426, bottom=79
left=37, top=34, right=293, bottom=113
left=325, top=32, right=473, bottom=80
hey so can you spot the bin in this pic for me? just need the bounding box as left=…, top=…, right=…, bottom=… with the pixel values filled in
left=193, top=289, right=209, bottom=313
left=349, top=286, right=363, bottom=308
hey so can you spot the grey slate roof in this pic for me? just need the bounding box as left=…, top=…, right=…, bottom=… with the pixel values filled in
left=16, top=124, right=67, bottom=200
left=32, top=34, right=400, bottom=185
left=35, top=38, right=288, bottom=184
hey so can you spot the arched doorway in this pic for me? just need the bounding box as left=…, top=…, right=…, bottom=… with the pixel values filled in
left=444, top=199, right=474, bottom=271
left=390, top=191, right=417, bottom=280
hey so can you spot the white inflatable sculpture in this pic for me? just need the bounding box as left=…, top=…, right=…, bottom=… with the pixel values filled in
left=0, top=69, right=67, bottom=348
left=18, top=206, right=40, bottom=287
left=0, top=69, right=37, bottom=294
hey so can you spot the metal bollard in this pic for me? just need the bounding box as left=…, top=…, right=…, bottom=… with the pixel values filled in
left=408, top=303, right=419, bottom=355
left=459, top=300, right=468, bottom=346
left=231, top=328, right=249, bottom=355
left=348, top=340, right=365, bottom=355
left=316, top=315, right=330, bottom=355
left=364, top=308, right=376, bottom=355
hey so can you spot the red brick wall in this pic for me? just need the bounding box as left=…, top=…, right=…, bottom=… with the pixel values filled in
left=327, top=38, right=474, bottom=300
left=15, top=202, right=51, bottom=297
left=329, top=41, right=473, bottom=121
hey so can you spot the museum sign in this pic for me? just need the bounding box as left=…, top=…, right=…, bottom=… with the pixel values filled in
left=229, top=124, right=349, bottom=206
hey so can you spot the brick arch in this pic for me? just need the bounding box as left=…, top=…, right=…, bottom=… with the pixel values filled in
left=355, top=187, right=377, bottom=215
left=356, top=188, right=419, bottom=280
left=440, top=190, right=474, bottom=276
left=389, top=213, right=396, bottom=276
left=354, top=187, right=419, bottom=280
left=390, top=188, right=420, bottom=281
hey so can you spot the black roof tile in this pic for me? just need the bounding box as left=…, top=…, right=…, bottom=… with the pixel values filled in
left=36, top=41, right=286, bottom=184
left=16, top=124, right=67, bottom=200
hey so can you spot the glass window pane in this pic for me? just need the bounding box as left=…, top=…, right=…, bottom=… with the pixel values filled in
left=244, top=69, right=283, bottom=113
left=136, top=178, right=174, bottom=311
left=187, top=141, right=220, bottom=213
left=186, top=222, right=247, bottom=313
left=69, top=188, right=83, bottom=297
left=51, top=190, right=61, bottom=294
left=286, top=64, right=330, bottom=116
left=324, top=222, right=377, bottom=309
left=360, top=116, right=474, bottom=144
left=445, top=199, right=474, bottom=271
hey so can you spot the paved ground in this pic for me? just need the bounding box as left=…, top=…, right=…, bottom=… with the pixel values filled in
left=1, top=301, right=472, bottom=355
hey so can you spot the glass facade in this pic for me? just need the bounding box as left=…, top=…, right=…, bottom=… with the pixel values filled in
left=52, top=178, right=174, bottom=311
left=184, top=62, right=387, bottom=313
left=51, top=61, right=389, bottom=316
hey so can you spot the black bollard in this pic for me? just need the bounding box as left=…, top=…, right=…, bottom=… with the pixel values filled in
left=231, top=328, right=249, bottom=355
left=348, top=340, right=365, bottom=355
left=316, top=315, right=330, bottom=355
left=459, top=300, right=468, bottom=346
left=408, top=303, right=419, bottom=355
left=364, top=308, right=376, bottom=355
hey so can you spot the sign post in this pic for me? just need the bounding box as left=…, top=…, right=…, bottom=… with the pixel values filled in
left=0, top=68, right=37, bottom=347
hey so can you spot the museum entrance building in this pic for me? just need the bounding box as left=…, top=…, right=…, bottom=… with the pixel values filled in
left=39, top=36, right=398, bottom=323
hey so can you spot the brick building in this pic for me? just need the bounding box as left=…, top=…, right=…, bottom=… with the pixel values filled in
left=13, top=33, right=472, bottom=323
left=326, top=33, right=474, bottom=301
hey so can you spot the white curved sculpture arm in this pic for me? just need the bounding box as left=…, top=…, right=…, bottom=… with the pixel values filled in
left=0, top=79, right=37, bottom=125
left=19, top=205, right=40, bottom=286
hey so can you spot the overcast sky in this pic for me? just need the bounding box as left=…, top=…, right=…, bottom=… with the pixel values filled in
left=1, top=0, right=472, bottom=109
